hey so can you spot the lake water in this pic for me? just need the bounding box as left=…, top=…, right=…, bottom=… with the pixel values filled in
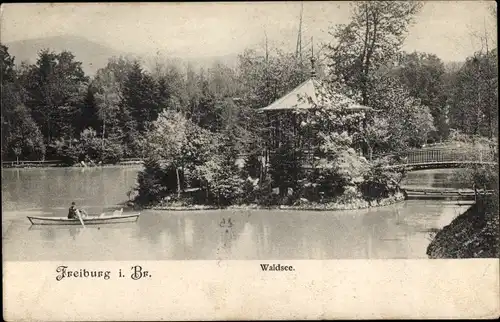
left=2, top=166, right=471, bottom=261
left=402, top=168, right=470, bottom=189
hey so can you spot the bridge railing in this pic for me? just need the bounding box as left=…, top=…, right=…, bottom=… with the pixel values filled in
left=377, top=147, right=496, bottom=165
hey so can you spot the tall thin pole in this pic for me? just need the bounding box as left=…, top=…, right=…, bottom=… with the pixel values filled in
left=265, top=30, right=269, bottom=63
left=296, top=2, right=304, bottom=61
left=264, top=30, right=270, bottom=105
left=264, top=30, right=270, bottom=182
left=310, top=36, right=316, bottom=78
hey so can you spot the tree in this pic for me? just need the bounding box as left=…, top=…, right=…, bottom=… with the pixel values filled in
left=155, top=76, right=171, bottom=110
left=144, top=110, right=215, bottom=197
left=121, top=61, right=161, bottom=128
left=135, top=158, right=178, bottom=205
left=5, top=105, right=45, bottom=162
left=356, top=115, right=391, bottom=160
left=1, top=44, right=21, bottom=159
left=192, top=71, right=217, bottom=130
left=23, top=49, right=89, bottom=144
left=392, top=51, right=449, bottom=141
left=447, top=49, right=498, bottom=138
left=193, top=153, right=244, bottom=206
left=368, top=76, right=436, bottom=151
left=327, top=1, right=423, bottom=105
left=237, top=48, right=312, bottom=110
left=119, top=61, right=161, bottom=156
left=1, top=44, right=16, bottom=84
left=93, top=57, right=136, bottom=153
left=75, top=127, right=124, bottom=164
left=76, top=85, right=101, bottom=134
left=207, top=61, right=240, bottom=99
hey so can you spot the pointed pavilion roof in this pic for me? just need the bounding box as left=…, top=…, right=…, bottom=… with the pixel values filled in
left=259, top=78, right=371, bottom=112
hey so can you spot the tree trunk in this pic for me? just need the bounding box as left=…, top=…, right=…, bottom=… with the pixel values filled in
left=473, top=183, right=478, bottom=203
left=176, top=167, right=181, bottom=198
left=361, top=3, right=371, bottom=106
left=47, top=119, right=51, bottom=143
left=102, top=118, right=106, bottom=153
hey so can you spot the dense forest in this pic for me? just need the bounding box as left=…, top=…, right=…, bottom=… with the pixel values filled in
left=1, top=1, right=497, bottom=209
left=0, top=45, right=315, bottom=164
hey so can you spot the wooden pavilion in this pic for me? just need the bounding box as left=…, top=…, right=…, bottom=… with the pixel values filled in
left=259, top=75, right=373, bottom=156
left=257, top=73, right=375, bottom=196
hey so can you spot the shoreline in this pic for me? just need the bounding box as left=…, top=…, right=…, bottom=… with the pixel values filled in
left=1, top=163, right=143, bottom=170
left=145, top=192, right=406, bottom=212
left=426, top=195, right=499, bottom=258
left=1, top=159, right=143, bottom=169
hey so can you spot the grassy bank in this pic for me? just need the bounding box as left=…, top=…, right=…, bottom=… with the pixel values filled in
left=426, top=195, right=500, bottom=258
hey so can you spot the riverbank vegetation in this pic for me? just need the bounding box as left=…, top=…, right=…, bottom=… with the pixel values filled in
left=426, top=137, right=499, bottom=258
left=427, top=157, right=499, bottom=258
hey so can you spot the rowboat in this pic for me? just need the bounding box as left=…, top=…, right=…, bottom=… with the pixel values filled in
left=27, top=213, right=140, bottom=225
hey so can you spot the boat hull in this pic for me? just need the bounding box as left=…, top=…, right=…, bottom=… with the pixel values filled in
left=27, top=214, right=140, bottom=225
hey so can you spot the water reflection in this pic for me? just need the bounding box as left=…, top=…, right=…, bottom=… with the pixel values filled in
left=184, top=218, right=194, bottom=249
left=402, top=168, right=469, bottom=189
left=3, top=201, right=471, bottom=261
left=2, top=166, right=140, bottom=212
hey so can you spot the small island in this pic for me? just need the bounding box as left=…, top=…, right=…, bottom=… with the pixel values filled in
left=127, top=75, right=409, bottom=213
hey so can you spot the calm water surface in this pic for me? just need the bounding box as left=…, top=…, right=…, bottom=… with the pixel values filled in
left=2, top=166, right=471, bottom=261
left=402, top=168, right=469, bottom=189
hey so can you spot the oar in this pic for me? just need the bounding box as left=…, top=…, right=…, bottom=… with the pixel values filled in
left=76, top=209, right=86, bottom=228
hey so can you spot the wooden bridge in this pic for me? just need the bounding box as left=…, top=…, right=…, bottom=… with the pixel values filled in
left=379, top=146, right=497, bottom=171
left=403, top=187, right=494, bottom=201
left=377, top=145, right=498, bottom=200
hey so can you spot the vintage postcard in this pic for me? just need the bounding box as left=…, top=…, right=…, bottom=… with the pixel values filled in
left=2, top=1, right=499, bottom=320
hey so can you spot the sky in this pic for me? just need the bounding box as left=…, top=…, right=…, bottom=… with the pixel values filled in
left=0, top=1, right=497, bottom=62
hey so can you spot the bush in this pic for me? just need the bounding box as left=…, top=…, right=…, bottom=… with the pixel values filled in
left=134, top=159, right=178, bottom=206
left=49, top=128, right=124, bottom=165
left=238, top=177, right=259, bottom=204
left=49, top=139, right=82, bottom=166
left=79, top=128, right=124, bottom=164
left=336, top=185, right=362, bottom=204
left=312, top=148, right=370, bottom=201
left=454, top=162, right=498, bottom=192
left=448, top=129, right=473, bottom=143
left=359, top=161, right=404, bottom=202
left=193, top=156, right=244, bottom=206
left=99, top=139, right=124, bottom=164
left=78, top=128, right=101, bottom=161
left=254, top=176, right=281, bottom=206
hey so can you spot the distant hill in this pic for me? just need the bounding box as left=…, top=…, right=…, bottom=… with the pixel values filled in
left=2, top=34, right=469, bottom=80
left=3, top=35, right=243, bottom=77
left=3, top=35, right=126, bottom=76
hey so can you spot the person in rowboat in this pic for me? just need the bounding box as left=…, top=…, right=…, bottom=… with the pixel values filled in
left=68, top=202, right=88, bottom=219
